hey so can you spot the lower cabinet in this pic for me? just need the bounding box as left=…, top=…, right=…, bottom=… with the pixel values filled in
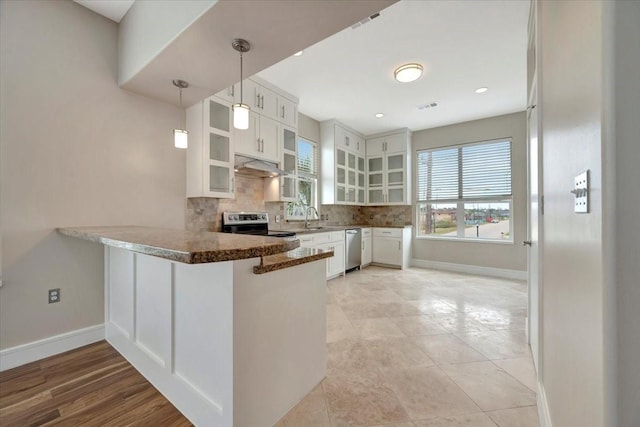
left=298, top=231, right=345, bottom=279
left=361, top=228, right=372, bottom=266
left=372, top=227, right=411, bottom=269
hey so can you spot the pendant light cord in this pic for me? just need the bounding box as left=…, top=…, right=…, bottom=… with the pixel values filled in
left=240, top=51, right=244, bottom=104
left=179, top=87, right=184, bottom=129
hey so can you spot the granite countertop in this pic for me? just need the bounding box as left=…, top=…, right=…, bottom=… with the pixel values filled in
left=253, top=247, right=334, bottom=274
left=58, top=226, right=299, bottom=264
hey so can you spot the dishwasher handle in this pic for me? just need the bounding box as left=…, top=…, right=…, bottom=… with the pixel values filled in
left=345, top=229, right=359, bottom=234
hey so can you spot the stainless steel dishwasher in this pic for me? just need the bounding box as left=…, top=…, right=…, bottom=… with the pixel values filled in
left=345, top=228, right=362, bottom=272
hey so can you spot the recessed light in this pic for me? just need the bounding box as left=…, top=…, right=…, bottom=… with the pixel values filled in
left=293, top=50, right=303, bottom=57
left=394, top=63, right=423, bottom=83
left=475, top=87, right=488, bottom=93
left=375, top=113, right=384, bottom=118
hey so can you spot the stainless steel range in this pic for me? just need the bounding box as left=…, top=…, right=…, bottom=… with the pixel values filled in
left=221, top=212, right=296, bottom=238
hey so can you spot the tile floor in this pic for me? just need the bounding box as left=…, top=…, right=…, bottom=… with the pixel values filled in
left=275, top=266, right=540, bottom=427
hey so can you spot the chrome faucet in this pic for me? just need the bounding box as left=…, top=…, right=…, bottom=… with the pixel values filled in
left=305, top=206, right=320, bottom=229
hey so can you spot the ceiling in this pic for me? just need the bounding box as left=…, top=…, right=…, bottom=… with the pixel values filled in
left=74, top=0, right=134, bottom=23
left=257, top=0, right=530, bottom=135
left=74, top=0, right=529, bottom=135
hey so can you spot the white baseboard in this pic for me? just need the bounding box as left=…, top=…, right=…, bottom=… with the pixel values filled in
left=0, top=324, right=105, bottom=372
left=537, top=380, right=553, bottom=427
left=411, top=258, right=527, bottom=280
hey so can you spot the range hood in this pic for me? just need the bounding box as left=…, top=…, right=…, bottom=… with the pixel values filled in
left=234, top=154, right=288, bottom=178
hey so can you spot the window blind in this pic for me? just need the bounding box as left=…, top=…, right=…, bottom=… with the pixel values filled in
left=417, top=139, right=511, bottom=202
left=297, top=138, right=317, bottom=176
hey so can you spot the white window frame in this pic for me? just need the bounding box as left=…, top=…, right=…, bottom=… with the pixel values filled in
left=415, top=138, right=514, bottom=243
left=286, top=137, right=318, bottom=220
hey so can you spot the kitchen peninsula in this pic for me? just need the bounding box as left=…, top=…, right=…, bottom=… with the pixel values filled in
left=58, top=226, right=332, bottom=427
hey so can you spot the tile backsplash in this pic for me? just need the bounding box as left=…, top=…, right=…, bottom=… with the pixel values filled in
left=186, top=175, right=413, bottom=231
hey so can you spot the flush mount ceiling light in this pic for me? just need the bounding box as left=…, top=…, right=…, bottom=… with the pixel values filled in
left=394, top=63, right=423, bottom=83
left=475, top=87, right=488, bottom=93
left=172, top=79, right=189, bottom=149
left=375, top=113, right=385, bottom=118
left=232, top=38, right=251, bottom=130
left=293, top=50, right=304, bottom=57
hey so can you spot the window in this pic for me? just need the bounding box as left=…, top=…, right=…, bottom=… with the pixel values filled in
left=416, top=139, right=512, bottom=241
left=287, top=138, right=318, bottom=219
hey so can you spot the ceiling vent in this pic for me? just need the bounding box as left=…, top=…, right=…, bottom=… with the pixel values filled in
left=417, top=102, right=439, bottom=110
left=351, top=12, right=381, bottom=29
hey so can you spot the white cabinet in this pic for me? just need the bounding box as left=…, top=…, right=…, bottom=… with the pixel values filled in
left=298, top=231, right=345, bottom=279
left=264, top=125, right=298, bottom=202
left=186, top=96, right=235, bottom=198
left=245, top=79, right=279, bottom=120
left=216, top=77, right=298, bottom=127
left=321, top=120, right=367, bottom=205
left=233, top=113, right=279, bottom=163
left=278, top=96, right=297, bottom=128
left=361, top=228, right=372, bottom=266
left=372, top=227, right=411, bottom=269
left=366, top=129, right=411, bottom=205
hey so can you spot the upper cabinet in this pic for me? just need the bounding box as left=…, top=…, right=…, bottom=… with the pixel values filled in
left=366, top=129, right=412, bottom=206
left=320, top=120, right=366, bottom=205
left=186, top=79, right=298, bottom=199
left=216, top=77, right=297, bottom=128
left=233, top=112, right=279, bottom=163
left=186, top=96, right=235, bottom=198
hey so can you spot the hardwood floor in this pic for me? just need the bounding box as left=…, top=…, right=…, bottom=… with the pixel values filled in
left=0, top=341, right=192, bottom=426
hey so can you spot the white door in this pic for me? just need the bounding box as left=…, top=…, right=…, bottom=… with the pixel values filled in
left=527, top=89, right=542, bottom=373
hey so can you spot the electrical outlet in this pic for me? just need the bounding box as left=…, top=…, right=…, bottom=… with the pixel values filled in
left=48, top=288, right=61, bottom=304
left=275, top=215, right=281, bottom=223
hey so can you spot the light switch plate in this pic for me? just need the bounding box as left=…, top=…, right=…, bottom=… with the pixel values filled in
left=574, top=170, right=589, bottom=213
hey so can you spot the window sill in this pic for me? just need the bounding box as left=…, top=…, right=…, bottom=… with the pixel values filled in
left=414, top=235, right=514, bottom=244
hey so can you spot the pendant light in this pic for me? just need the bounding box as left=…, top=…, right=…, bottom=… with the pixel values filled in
left=232, top=38, right=251, bottom=130
left=172, top=79, right=189, bottom=149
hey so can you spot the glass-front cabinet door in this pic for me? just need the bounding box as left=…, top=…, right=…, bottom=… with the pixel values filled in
left=336, top=148, right=347, bottom=203
left=385, top=152, right=405, bottom=204
left=357, top=156, right=366, bottom=204
left=367, top=156, right=384, bottom=204
left=280, top=127, right=297, bottom=201
left=204, top=98, right=234, bottom=198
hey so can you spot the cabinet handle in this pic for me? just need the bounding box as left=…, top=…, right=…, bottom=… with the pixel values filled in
left=281, top=105, right=285, bottom=118
left=261, top=139, right=265, bottom=152
left=256, top=93, right=261, bottom=107
left=261, top=95, right=264, bottom=109
left=398, top=241, right=401, bottom=250
left=346, top=136, right=350, bottom=146
left=257, top=137, right=261, bottom=152
left=357, top=141, right=360, bottom=150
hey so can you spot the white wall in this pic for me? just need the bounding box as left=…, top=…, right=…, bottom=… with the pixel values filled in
left=118, top=0, right=216, bottom=86
left=411, top=112, right=527, bottom=272
left=0, top=0, right=186, bottom=350
left=539, top=1, right=608, bottom=425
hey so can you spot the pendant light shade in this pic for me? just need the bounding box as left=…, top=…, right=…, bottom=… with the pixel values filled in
left=173, top=129, right=188, bottom=149
left=233, top=103, right=250, bottom=130
left=232, top=38, right=251, bottom=130
left=172, top=79, right=189, bottom=149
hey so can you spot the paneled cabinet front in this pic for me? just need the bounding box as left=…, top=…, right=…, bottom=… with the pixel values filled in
left=186, top=96, right=235, bottom=198
left=298, top=231, right=345, bottom=279
left=234, top=112, right=279, bottom=163
left=371, top=227, right=411, bottom=269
